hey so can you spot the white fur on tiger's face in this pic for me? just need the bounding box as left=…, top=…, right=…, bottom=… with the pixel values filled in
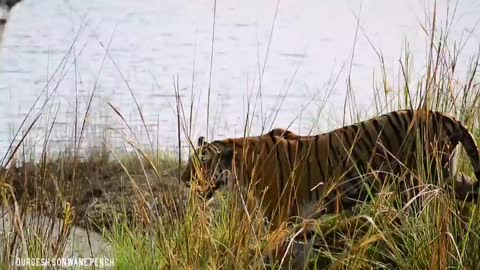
left=181, top=136, right=236, bottom=199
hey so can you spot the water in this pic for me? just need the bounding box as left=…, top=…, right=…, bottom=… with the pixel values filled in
left=1, top=0, right=479, bottom=158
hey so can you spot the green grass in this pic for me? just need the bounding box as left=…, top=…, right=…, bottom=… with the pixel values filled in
left=99, top=10, right=480, bottom=269
left=1, top=2, right=480, bottom=270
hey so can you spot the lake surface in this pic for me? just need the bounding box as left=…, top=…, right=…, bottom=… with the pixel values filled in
left=1, top=0, right=479, bottom=158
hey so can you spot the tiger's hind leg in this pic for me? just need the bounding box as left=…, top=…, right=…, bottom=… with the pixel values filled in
left=452, top=172, right=479, bottom=201
left=446, top=144, right=479, bottom=201
left=283, top=231, right=316, bottom=270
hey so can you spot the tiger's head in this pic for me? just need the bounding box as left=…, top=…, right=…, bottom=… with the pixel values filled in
left=181, top=136, right=235, bottom=198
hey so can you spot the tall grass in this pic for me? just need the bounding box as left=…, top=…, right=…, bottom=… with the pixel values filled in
left=0, top=2, right=479, bottom=270
left=147, top=4, right=480, bottom=269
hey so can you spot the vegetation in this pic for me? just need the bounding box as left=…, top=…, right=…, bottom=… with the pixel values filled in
left=1, top=3, right=480, bottom=270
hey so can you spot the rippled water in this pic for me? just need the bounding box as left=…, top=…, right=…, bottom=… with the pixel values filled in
left=1, top=0, right=479, bottom=158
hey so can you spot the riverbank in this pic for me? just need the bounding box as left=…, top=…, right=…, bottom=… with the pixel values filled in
left=0, top=149, right=188, bottom=269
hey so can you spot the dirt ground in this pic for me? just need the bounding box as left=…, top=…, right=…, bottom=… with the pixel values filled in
left=3, top=156, right=189, bottom=231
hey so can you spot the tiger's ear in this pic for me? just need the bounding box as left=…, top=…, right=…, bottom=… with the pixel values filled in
left=197, top=136, right=207, bottom=147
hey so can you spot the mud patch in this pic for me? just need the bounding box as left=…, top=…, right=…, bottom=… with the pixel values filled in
left=2, top=155, right=189, bottom=232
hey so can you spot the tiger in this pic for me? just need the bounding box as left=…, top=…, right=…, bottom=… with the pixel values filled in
left=182, top=127, right=299, bottom=198
left=181, top=109, right=480, bottom=226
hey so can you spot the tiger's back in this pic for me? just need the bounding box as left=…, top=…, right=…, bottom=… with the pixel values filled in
left=264, top=109, right=480, bottom=219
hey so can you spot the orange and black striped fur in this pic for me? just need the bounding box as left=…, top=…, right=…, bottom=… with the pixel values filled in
left=181, top=109, right=480, bottom=226
left=181, top=128, right=296, bottom=195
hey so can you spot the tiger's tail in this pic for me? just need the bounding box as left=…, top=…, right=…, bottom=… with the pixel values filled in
left=453, top=122, right=480, bottom=180
left=448, top=116, right=480, bottom=199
